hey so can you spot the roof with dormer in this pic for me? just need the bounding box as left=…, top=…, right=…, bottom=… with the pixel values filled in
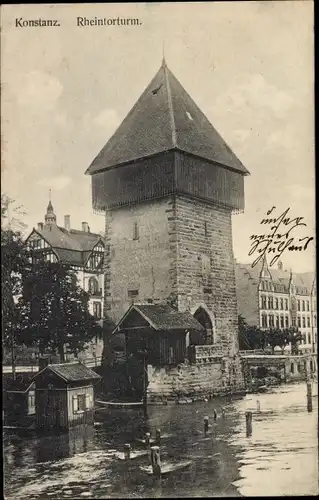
left=86, top=59, right=249, bottom=176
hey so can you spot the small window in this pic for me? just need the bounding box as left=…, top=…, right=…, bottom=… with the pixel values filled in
left=290, top=363, right=294, bottom=374
left=285, top=316, right=289, bottom=328
left=280, top=315, right=284, bottom=328
left=133, top=221, right=139, bottom=241
left=308, top=333, right=311, bottom=344
left=302, top=317, right=306, bottom=328
left=128, top=289, right=139, bottom=303
left=78, top=394, right=86, bottom=411
left=297, top=300, right=300, bottom=311
left=28, top=391, right=36, bottom=415
left=268, top=314, right=274, bottom=328
left=298, top=317, right=301, bottom=327
left=306, top=301, right=310, bottom=311
left=285, top=299, right=288, bottom=310
left=307, top=317, right=310, bottom=327
left=204, top=221, right=208, bottom=237
left=93, top=301, right=101, bottom=319
left=261, top=313, right=267, bottom=328
left=275, top=298, right=278, bottom=310
left=302, top=300, right=305, bottom=311
left=280, top=299, right=283, bottom=310
left=89, top=277, right=99, bottom=295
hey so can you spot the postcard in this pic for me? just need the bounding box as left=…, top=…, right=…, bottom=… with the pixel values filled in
left=1, top=2, right=317, bottom=498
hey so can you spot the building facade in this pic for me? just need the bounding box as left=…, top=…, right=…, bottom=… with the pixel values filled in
left=25, top=202, right=105, bottom=361
left=235, top=258, right=317, bottom=354
left=86, top=59, right=250, bottom=398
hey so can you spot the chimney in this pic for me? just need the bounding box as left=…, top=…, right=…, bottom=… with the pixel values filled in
left=64, top=215, right=71, bottom=231
left=82, top=222, right=89, bottom=232
left=38, top=355, right=51, bottom=371
left=37, top=222, right=44, bottom=231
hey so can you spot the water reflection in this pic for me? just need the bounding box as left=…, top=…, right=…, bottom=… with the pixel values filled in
left=3, top=383, right=318, bottom=498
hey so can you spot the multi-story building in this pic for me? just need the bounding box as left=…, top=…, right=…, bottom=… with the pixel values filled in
left=25, top=200, right=105, bottom=361
left=235, top=258, right=317, bottom=354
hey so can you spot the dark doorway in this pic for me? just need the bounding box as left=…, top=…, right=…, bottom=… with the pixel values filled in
left=192, top=307, right=213, bottom=345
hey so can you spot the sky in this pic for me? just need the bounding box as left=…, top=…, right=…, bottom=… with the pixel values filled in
left=1, top=1, right=315, bottom=273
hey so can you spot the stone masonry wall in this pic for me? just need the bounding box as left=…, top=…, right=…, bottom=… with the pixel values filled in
left=104, top=197, right=177, bottom=325
left=147, top=355, right=245, bottom=401
left=174, top=196, right=239, bottom=356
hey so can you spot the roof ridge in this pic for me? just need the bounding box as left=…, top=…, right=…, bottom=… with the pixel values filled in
left=164, top=64, right=177, bottom=147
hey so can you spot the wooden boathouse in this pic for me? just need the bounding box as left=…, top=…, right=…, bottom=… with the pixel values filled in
left=34, top=361, right=101, bottom=431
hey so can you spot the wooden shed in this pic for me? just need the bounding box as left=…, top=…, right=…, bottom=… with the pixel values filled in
left=3, top=374, right=36, bottom=425
left=112, top=304, right=204, bottom=399
left=33, top=361, right=101, bottom=432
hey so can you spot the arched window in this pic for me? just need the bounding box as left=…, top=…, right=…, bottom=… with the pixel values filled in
left=192, top=307, right=213, bottom=345
left=88, top=277, right=99, bottom=295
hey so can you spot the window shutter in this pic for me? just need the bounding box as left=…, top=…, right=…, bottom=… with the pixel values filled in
left=72, top=395, right=78, bottom=413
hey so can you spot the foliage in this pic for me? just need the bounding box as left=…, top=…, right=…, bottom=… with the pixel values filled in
left=17, top=260, right=103, bottom=361
left=1, top=195, right=29, bottom=350
left=238, top=314, right=302, bottom=354
left=238, top=315, right=266, bottom=350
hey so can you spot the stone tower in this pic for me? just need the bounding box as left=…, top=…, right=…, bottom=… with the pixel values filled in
left=86, top=59, right=249, bottom=358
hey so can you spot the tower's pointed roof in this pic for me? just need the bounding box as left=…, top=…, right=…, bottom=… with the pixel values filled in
left=86, top=62, right=249, bottom=176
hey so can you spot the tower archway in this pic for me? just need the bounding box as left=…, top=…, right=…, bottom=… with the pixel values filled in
left=192, top=306, right=214, bottom=345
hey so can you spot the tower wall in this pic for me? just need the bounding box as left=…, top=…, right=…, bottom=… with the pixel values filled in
left=104, top=196, right=178, bottom=325
left=174, top=195, right=239, bottom=356
left=104, top=193, right=240, bottom=357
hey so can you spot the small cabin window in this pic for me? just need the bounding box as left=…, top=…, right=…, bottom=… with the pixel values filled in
left=28, top=391, right=36, bottom=415
left=133, top=221, right=139, bottom=241
left=73, top=393, right=93, bottom=414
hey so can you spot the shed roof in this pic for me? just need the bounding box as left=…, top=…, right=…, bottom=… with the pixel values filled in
left=115, top=304, right=205, bottom=333
left=37, top=362, right=101, bottom=383
left=86, top=59, right=249, bottom=176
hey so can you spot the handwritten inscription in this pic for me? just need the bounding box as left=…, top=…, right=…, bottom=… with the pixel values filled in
left=249, top=207, right=313, bottom=267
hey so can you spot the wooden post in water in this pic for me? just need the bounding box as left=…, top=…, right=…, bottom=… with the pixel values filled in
left=245, top=411, right=253, bottom=437
left=257, top=400, right=261, bottom=412
left=145, top=432, right=151, bottom=446
left=204, top=416, right=209, bottom=434
left=124, top=443, right=131, bottom=460
left=150, top=446, right=161, bottom=478
left=155, top=429, right=161, bottom=445
left=307, top=382, right=313, bottom=412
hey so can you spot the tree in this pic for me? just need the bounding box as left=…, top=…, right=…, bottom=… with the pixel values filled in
left=17, top=260, right=102, bottom=361
left=238, top=315, right=266, bottom=350
left=264, top=326, right=302, bottom=354
left=238, top=315, right=301, bottom=354
left=1, top=195, right=29, bottom=377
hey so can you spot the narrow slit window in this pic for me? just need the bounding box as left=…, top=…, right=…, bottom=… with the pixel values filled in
left=133, top=221, right=139, bottom=241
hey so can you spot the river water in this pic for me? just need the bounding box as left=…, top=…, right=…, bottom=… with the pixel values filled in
left=3, top=382, right=318, bottom=498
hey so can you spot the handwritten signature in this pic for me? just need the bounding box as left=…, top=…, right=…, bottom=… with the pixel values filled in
left=249, top=206, right=314, bottom=267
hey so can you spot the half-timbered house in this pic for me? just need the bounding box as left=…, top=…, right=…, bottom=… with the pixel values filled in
left=25, top=201, right=105, bottom=361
